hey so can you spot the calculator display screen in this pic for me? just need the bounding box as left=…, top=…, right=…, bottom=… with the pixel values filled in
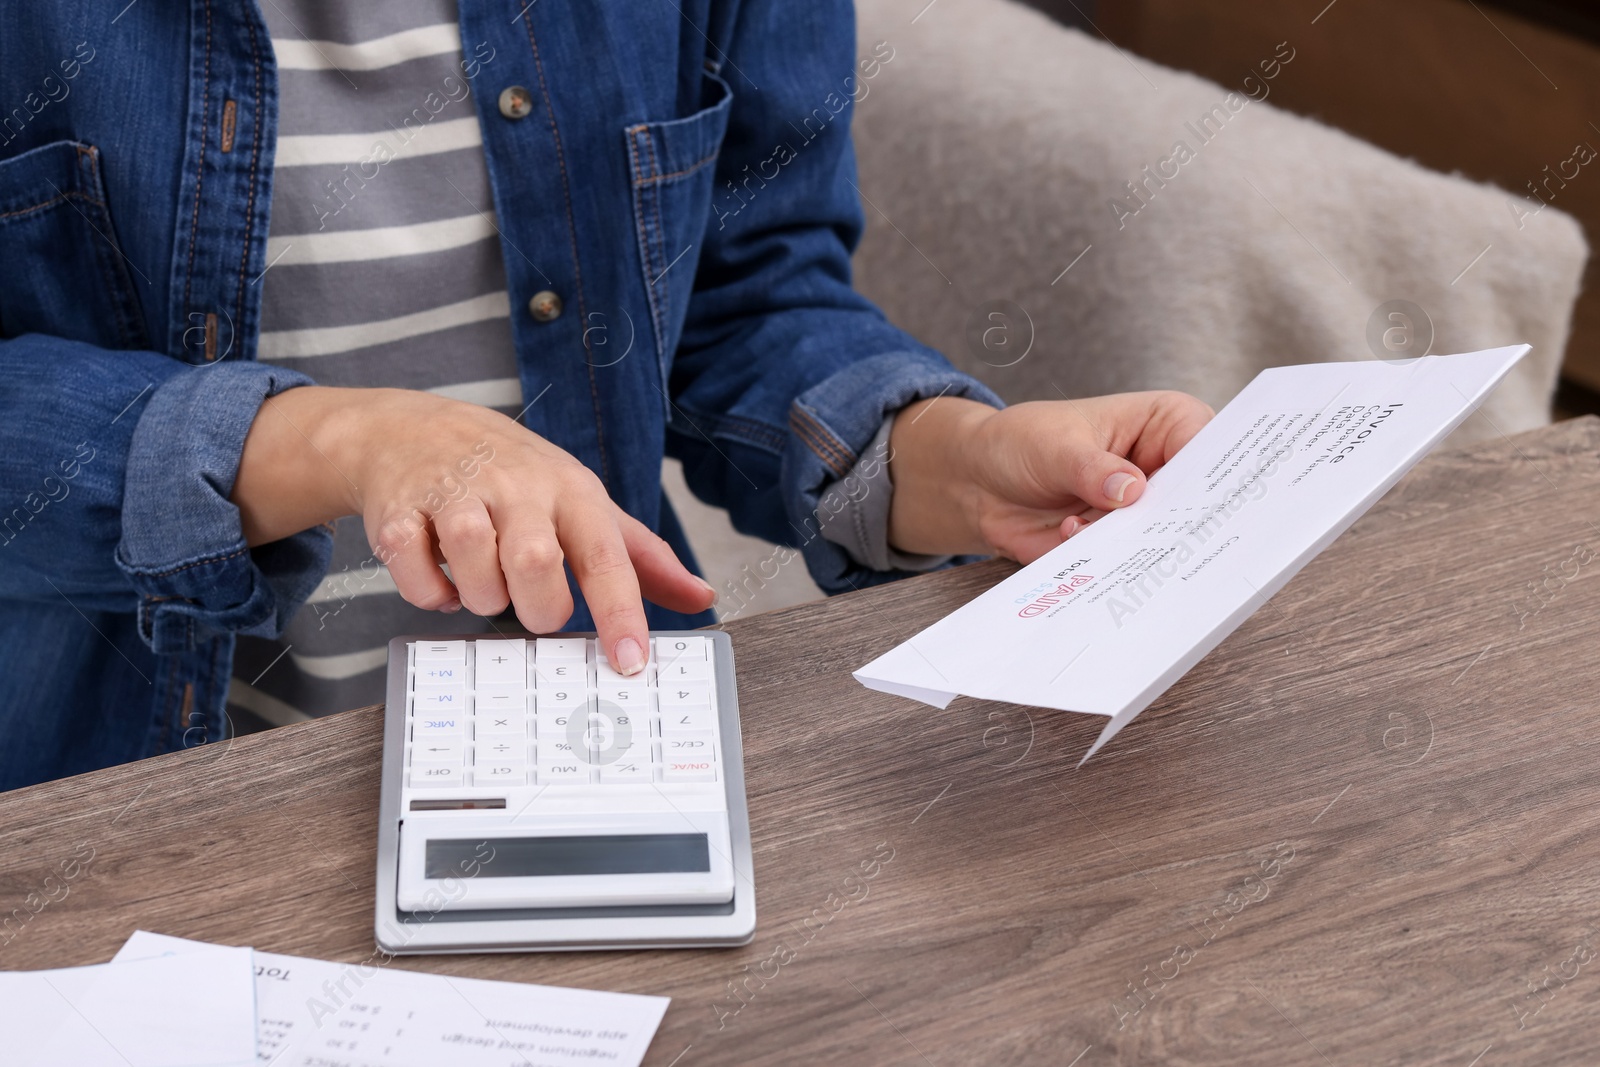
left=425, top=834, right=710, bottom=879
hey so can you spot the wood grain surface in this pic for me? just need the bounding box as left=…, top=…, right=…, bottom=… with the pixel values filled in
left=1, top=417, right=1597, bottom=1066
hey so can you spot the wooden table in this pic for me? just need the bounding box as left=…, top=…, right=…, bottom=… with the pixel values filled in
left=2, top=418, right=1597, bottom=1066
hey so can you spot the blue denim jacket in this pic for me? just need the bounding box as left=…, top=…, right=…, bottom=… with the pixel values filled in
left=0, top=1, right=999, bottom=789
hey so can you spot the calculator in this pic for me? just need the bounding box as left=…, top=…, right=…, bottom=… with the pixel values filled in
left=373, top=631, right=756, bottom=953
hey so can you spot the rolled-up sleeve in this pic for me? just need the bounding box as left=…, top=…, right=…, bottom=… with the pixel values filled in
left=0, top=332, right=331, bottom=654
left=787, top=351, right=1000, bottom=592
left=116, top=360, right=332, bottom=652
left=666, top=0, right=1002, bottom=594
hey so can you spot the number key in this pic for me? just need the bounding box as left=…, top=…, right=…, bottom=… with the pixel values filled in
left=661, top=706, right=715, bottom=734
left=535, top=661, right=585, bottom=688
left=659, top=684, right=711, bottom=711
left=658, top=658, right=713, bottom=684
left=536, top=708, right=581, bottom=739
left=655, top=635, right=708, bottom=660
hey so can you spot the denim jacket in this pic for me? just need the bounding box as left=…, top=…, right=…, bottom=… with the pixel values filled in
left=0, top=1, right=1000, bottom=789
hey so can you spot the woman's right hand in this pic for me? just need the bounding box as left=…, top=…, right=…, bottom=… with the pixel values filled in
left=231, top=385, right=716, bottom=675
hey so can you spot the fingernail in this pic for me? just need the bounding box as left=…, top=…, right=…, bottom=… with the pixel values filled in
left=696, top=576, right=718, bottom=600
left=441, top=597, right=462, bottom=613
left=1062, top=517, right=1083, bottom=538
left=615, top=636, right=646, bottom=676
left=1103, top=472, right=1137, bottom=504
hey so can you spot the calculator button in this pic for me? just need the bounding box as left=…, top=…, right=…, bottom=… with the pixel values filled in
left=411, top=739, right=464, bottom=764
left=589, top=705, right=643, bottom=735
left=536, top=687, right=587, bottom=712
left=537, top=760, right=587, bottom=784
left=660, top=706, right=716, bottom=734
left=410, top=764, right=464, bottom=787
left=599, top=759, right=651, bottom=783
left=537, top=737, right=582, bottom=761
left=596, top=658, right=651, bottom=686
left=655, top=635, right=709, bottom=660
left=659, top=684, right=711, bottom=711
left=535, top=637, right=587, bottom=661
left=662, top=732, right=716, bottom=758
left=415, top=689, right=469, bottom=712
left=535, top=661, right=586, bottom=688
left=598, top=685, right=653, bottom=712
left=475, top=761, right=529, bottom=785
left=474, top=639, right=526, bottom=687
left=478, top=738, right=527, bottom=762
left=591, top=728, right=647, bottom=761
left=658, top=659, right=713, bottom=683
left=582, top=714, right=617, bottom=752
left=415, top=665, right=467, bottom=689
left=415, top=640, right=467, bottom=666
left=475, top=690, right=526, bottom=716
left=413, top=714, right=467, bottom=738
left=661, top=758, right=716, bottom=783
left=476, top=712, right=527, bottom=738
left=535, top=708, right=582, bottom=740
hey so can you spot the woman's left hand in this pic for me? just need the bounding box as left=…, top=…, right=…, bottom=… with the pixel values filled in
left=887, top=391, right=1215, bottom=564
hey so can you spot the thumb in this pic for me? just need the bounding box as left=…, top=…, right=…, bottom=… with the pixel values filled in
left=1064, top=444, right=1147, bottom=511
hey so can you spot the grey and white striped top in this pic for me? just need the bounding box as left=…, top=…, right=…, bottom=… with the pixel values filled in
left=232, top=0, right=513, bottom=729
left=230, top=0, right=937, bottom=731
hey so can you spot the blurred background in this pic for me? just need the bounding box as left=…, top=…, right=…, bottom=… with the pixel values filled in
left=1030, top=0, right=1600, bottom=416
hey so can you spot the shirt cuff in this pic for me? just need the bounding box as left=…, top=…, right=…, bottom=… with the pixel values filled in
left=783, top=348, right=1003, bottom=595
left=115, top=363, right=334, bottom=654
left=817, top=414, right=953, bottom=573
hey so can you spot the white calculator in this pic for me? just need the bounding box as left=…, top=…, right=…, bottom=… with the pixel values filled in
left=373, top=631, right=756, bottom=953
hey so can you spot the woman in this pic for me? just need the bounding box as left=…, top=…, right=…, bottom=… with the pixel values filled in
left=0, top=0, right=1209, bottom=789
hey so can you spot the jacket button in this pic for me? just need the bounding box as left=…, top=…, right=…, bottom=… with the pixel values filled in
left=528, top=290, right=563, bottom=323
left=498, top=86, right=533, bottom=119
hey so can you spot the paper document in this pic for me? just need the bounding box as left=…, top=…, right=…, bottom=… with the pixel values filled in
left=0, top=946, right=256, bottom=1067
left=115, top=930, right=669, bottom=1067
left=855, top=347, right=1529, bottom=760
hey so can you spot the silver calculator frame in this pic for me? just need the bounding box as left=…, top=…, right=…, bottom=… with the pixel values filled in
left=373, top=629, right=757, bottom=953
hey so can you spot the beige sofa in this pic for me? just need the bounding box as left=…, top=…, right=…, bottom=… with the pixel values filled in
left=666, top=0, right=1591, bottom=617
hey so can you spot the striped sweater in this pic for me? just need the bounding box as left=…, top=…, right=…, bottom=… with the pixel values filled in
left=233, top=0, right=514, bottom=728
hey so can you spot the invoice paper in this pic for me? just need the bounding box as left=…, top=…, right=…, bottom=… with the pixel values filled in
left=115, top=931, right=669, bottom=1067
left=854, top=346, right=1529, bottom=760
left=0, top=946, right=256, bottom=1067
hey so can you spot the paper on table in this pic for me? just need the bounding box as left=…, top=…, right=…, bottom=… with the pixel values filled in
left=115, top=931, right=670, bottom=1067
left=855, top=347, right=1529, bottom=761
left=0, top=946, right=256, bottom=1067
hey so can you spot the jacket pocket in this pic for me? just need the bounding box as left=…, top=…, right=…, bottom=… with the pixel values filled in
left=0, top=139, right=147, bottom=349
left=624, top=71, right=732, bottom=397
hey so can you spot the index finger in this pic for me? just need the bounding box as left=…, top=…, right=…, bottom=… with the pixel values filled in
left=557, top=500, right=651, bottom=676
left=1152, top=391, right=1215, bottom=466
